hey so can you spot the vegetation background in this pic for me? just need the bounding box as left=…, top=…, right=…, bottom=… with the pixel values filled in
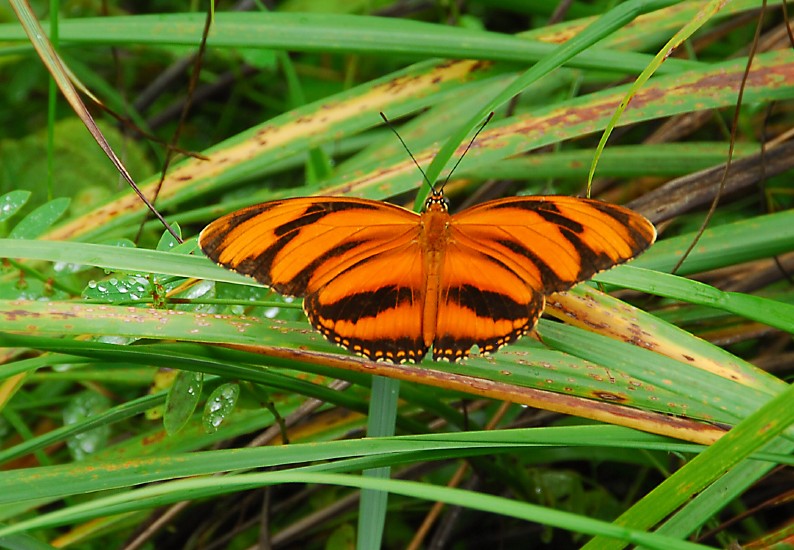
left=0, top=0, right=792, bottom=549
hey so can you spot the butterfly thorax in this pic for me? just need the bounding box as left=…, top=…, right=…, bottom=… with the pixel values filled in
left=419, top=192, right=452, bottom=348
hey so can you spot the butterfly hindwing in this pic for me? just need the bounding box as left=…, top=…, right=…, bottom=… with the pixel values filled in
left=433, top=237, right=545, bottom=361
left=304, top=239, right=428, bottom=363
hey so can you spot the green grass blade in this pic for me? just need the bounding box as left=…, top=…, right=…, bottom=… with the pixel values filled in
left=582, top=379, right=794, bottom=550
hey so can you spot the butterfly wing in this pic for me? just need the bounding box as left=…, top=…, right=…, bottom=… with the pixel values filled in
left=199, top=197, right=428, bottom=362
left=432, top=236, right=544, bottom=361
left=432, top=196, right=656, bottom=360
left=304, top=238, right=429, bottom=362
left=200, top=197, right=420, bottom=296
left=201, top=194, right=655, bottom=363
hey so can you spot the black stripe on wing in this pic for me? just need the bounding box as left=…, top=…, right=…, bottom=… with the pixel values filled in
left=586, top=200, right=657, bottom=255
left=242, top=239, right=366, bottom=296
left=432, top=285, right=544, bottom=362
left=474, top=199, right=655, bottom=293
left=304, top=288, right=428, bottom=363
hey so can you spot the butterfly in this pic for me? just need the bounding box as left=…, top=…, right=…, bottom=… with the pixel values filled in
left=199, top=189, right=656, bottom=363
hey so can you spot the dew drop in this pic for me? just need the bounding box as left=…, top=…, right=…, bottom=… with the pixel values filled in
left=265, top=307, right=280, bottom=318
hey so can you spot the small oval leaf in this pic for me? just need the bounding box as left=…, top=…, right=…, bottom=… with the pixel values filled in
left=82, top=274, right=153, bottom=303
left=63, top=391, right=111, bottom=461
left=164, top=371, right=203, bottom=435
left=157, top=223, right=182, bottom=251
left=203, top=382, right=240, bottom=434
left=0, top=190, right=32, bottom=223
left=9, top=197, right=70, bottom=239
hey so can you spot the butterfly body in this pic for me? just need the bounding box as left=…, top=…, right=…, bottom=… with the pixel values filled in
left=200, top=191, right=656, bottom=363
left=419, top=193, right=451, bottom=353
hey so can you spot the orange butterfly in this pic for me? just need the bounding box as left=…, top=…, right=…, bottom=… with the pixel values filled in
left=199, top=189, right=656, bottom=363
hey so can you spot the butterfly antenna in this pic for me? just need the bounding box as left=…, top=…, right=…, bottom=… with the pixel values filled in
left=379, top=112, right=435, bottom=193
left=441, top=111, right=494, bottom=191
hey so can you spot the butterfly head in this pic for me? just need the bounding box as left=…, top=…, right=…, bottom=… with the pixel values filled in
left=424, top=187, right=449, bottom=213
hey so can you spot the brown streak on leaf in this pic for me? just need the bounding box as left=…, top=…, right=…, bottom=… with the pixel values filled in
left=592, top=391, right=627, bottom=402
left=2, top=310, right=40, bottom=321
left=43, top=60, right=488, bottom=241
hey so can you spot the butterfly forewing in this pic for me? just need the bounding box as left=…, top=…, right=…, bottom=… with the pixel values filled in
left=451, top=196, right=657, bottom=294
left=200, top=198, right=419, bottom=296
